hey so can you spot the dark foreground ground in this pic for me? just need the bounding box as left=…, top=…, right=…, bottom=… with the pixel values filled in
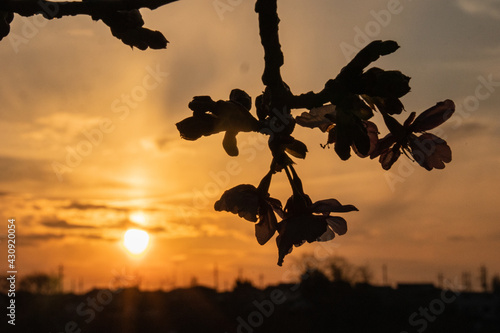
left=2, top=279, right=500, bottom=333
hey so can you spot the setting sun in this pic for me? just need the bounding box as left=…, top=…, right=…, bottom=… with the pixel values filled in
left=123, top=229, right=150, bottom=255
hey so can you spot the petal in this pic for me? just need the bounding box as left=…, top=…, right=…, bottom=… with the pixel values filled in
left=334, top=123, right=353, bottom=161
left=257, top=171, right=273, bottom=195
left=318, top=228, right=336, bottom=242
left=411, top=133, right=452, bottom=170
left=370, top=133, right=396, bottom=159
left=296, top=104, right=336, bottom=132
left=365, top=121, right=380, bottom=156
left=326, top=216, right=348, bottom=236
left=276, top=215, right=327, bottom=266
left=267, top=197, right=284, bottom=219
left=317, top=217, right=348, bottom=243
left=255, top=204, right=278, bottom=245
left=411, top=100, right=455, bottom=132
left=403, top=112, right=417, bottom=128
left=382, top=112, right=406, bottom=139
left=372, top=97, right=405, bottom=115
left=276, top=233, right=293, bottom=266
left=379, top=146, right=401, bottom=170
left=310, top=199, right=358, bottom=214
left=214, top=185, right=260, bottom=222
left=352, top=123, right=371, bottom=157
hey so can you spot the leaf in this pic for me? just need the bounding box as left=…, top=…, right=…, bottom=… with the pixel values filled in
left=411, top=100, right=455, bottom=132
left=295, top=104, right=336, bottom=132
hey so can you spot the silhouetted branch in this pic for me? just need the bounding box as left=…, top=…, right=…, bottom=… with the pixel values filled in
left=0, top=0, right=178, bottom=19
left=255, top=0, right=290, bottom=106
left=287, top=89, right=332, bottom=109
left=0, top=0, right=178, bottom=49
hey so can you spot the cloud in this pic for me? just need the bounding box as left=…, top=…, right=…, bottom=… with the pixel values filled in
left=18, top=233, right=65, bottom=246
left=63, top=201, right=128, bottom=212
left=42, top=219, right=96, bottom=229
left=106, top=219, right=165, bottom=233
left=153, top=136, right=179, bottom=151
left=80, top=234, right=119, bottom=242
left=447, top=235, right=477, bottom=242
left=457, top=0, right=500, bottom=19
left=0, top=156, right=52, bottom=183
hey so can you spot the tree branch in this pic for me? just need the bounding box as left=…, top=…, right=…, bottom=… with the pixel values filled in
left=255, top=0, right=289, bottom=107
left=0, top=0, right=178, bottom=19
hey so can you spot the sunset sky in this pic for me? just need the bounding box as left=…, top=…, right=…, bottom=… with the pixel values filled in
left=0, top=0, right=499, bottom=292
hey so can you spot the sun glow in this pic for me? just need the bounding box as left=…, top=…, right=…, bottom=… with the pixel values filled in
left=123, top=229, right=150, bottom=255
left=129, top=211, right=147, bottom=225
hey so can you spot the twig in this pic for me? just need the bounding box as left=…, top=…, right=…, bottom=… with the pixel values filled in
left=0, top=0, right=178, bottom=19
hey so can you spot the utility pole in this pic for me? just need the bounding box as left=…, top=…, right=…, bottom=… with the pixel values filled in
left=214, top=263, right=219, bottom=291
left=58, top=265, right=64, bottom=293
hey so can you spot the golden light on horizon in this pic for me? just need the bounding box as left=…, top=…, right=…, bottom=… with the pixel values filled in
left=123, top=229, right=150, bottom=255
